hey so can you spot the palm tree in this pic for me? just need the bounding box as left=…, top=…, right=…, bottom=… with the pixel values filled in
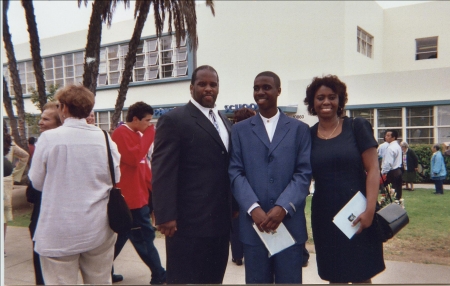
left=3, top=77, right=21, bottom=148
left=21, top=0, right=47, bottom=112
left=3, top=0, right=28, bottom=150
left=110, top=0, right=215, bottom=130
left=78, top=0, right=130, bottom=95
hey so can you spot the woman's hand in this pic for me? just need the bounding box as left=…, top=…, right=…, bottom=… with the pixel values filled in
left=353, top=210, right=375, bottom=234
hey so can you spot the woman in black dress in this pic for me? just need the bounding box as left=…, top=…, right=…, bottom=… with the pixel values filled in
left=304, top=75, right=385, bottom=283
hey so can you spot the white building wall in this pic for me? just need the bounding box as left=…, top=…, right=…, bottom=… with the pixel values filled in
left=383, top=1, right=450, bottom=72
left=343, top=1, right=384, bottom=76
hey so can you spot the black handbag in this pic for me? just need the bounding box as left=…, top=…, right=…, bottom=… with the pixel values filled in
left=376, top=174, right=409, bottom=242
left=103, top=130, right=133, bottom=233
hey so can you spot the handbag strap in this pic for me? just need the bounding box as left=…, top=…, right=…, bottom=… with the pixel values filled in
left=379, top=171, right=394, bottom=203
left=102, top=130, right=116, bottom=186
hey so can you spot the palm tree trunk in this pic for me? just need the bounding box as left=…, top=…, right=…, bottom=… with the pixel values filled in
left=3, top=0, right=28, bottom=151
left=21, top=0, right=47, bottom=112
left=110, top=0, right=151, bottom=131
left=82, top=0, right=109, bottom=95
left=3, top=77, right=21, bottom=147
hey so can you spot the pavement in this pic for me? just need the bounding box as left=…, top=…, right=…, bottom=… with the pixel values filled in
left=3, top=184, right=450, bottom=285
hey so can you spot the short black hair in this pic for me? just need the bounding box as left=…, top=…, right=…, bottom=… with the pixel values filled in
left=386, top=129, right=398, bottom=140
left=433, top=144, right=440, bottom=151
left=126, top=101, right=154, bottom=122
left=28, top=137, right=36, bottom=145
left=191, top=65, right=219, bottom=85
left=304, top=75, right=348, bottom=117
left=255, top=71, right=281, bottom=88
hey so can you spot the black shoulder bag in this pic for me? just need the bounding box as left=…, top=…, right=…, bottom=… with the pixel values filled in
left=103, top=130, right=133, bottom=233
left=377, top=174, right=409, bottom=242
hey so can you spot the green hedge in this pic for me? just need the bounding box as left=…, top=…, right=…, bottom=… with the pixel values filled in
left=409, top=144, right=450, bottom=184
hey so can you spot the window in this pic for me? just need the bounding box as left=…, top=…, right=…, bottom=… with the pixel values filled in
left=437, top=105, right=450, bottom=143
left=416, top=37, right=438, bottom=60
left=406, top=107, right=433, bottom=144
left=357, top=27, right=373, bottom=58
left=94, top=110, right=128, bottom=131
left=351, top=109, right=373, bottom=126
left=4, top=35, right=191, bottom=95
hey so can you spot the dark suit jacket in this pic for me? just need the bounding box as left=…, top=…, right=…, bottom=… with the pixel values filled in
left=404, top=148, right=419, bottom=172
left=229, top=111, right=312, bottom=245
left=152, top=101, right=233, bottom=237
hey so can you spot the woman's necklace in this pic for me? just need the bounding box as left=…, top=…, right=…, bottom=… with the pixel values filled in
left=318, top=118, right=340, bottom=140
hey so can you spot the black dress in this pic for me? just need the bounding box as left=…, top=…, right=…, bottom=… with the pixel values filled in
left=310, top=117, right=385, bottom=282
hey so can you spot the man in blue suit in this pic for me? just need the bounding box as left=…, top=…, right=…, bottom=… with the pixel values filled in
left=229, top=71, right=312, bottom=284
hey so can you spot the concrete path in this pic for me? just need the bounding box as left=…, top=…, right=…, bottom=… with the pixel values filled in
left=3, top=225, right=450, bottom=285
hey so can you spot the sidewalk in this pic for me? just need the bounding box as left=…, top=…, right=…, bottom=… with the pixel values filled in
left=4, top=225, right=450, bottom=285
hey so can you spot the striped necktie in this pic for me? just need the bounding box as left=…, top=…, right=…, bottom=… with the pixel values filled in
left=209, top=110, right=220, bottom=132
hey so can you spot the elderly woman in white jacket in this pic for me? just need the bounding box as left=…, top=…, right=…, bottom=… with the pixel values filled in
left=29, top=84, right=120, bottom=285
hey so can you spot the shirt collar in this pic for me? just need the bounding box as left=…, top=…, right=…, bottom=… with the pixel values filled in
left=259, top=109, right=280, bottom=123
left=190, top=99, right=218, bottom=116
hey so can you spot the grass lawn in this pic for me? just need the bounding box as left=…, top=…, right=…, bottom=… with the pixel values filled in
left=305, top=188, right=450, bottom=265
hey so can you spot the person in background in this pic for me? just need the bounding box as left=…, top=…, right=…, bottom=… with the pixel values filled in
left=27, top=101, right=63, bottom=285
left=229, top=71, right=312, bottom=284
left=430, top=144, right=447, bottom=195
left=381, top=130, right=403, bottom=200
left=111, top=101, right=166, bottom=285
left=4, top=123, right=29, bottom=248
left=230, top=107, right=257, bottom=266
left=29, top=85, right=120, bottom=284
left=377, top=137, right=389, bottom=168
left=28, top=137, right=36, bottom=165
left=304, top=75, right=385, bottom=283
left=400, top=141, right=419, bottom=191
left=86, top=110, right=95, bottom=125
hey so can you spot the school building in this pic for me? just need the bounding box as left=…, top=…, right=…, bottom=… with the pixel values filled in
left=3, top=1, right=450, bottom=143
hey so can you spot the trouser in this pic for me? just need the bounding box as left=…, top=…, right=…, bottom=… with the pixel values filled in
left=387, top=168, right=403, bottom=200
left=434, top=179, right=444, bottom=194
left=165, top=234, right=229, bottom=284
left=243, top=243, right=303, bottom=284
left=230, top=217, right=243, bottom=260
left=113, top=205, right=166, bottom=284
left=40, top=233, right=116, bottom=285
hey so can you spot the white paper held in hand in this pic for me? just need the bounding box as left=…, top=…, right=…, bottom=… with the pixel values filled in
left=252, top=222, right=296, bottom=257
left=333, top=191, right=367, bottom=239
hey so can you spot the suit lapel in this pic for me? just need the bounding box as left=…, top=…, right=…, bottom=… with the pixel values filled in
left=187, top=102, right=227, bottom=151
left=268, top=112, right=291, bottom=156
left=251, top=114, right=271, bottom=150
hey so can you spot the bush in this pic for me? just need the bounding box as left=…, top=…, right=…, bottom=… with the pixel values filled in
left=410, top=144, right=450, bottom=184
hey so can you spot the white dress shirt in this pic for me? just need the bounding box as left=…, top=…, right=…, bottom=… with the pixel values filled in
left=381, top=140, right=402, bottom=174
left=377, top=141, right=389, bottom=159
left=259, top=109, right=280, bottom=142
left=191, top=99, right=229, bottom=151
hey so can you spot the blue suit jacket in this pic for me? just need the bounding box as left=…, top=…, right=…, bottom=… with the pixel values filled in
left=229, top=111, right=312, bottom=246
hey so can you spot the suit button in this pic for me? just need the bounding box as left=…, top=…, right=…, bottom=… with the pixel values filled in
left=222, top=151, right=225, bottom=154
left=269, top=178, right=274, bottom=183
left=270, top=199, right=274, bottom=204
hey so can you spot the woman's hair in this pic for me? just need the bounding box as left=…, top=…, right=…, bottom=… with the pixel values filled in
left=400, top=141, right=409, bottom=148
left=55, top=85, right=95, bottom=119
left=42, top=102, right=63, bottom=127
left=233, top=107, right=256, bottom=123
left=304, top=75, right=348, bottom=117
left=433, top=144, right=440, bottom=151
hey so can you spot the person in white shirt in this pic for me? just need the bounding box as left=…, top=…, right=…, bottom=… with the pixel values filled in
left=29, top=85, right=120, bottom=285
left=377, top=140, right=389, bottom=167
left=381, top=130, right=403, bottom=199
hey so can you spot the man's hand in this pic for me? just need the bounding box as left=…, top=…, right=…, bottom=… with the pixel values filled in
left=261, top=206, right=286, bottom=233
left=251, top=207, right=268, bottom=232
left=157, top=220, right=177, bottom=237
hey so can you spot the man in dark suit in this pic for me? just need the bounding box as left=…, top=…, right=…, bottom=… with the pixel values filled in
left=229, top=71, right=312, bottom=284
left=152, top=65, right=233, bottom=284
